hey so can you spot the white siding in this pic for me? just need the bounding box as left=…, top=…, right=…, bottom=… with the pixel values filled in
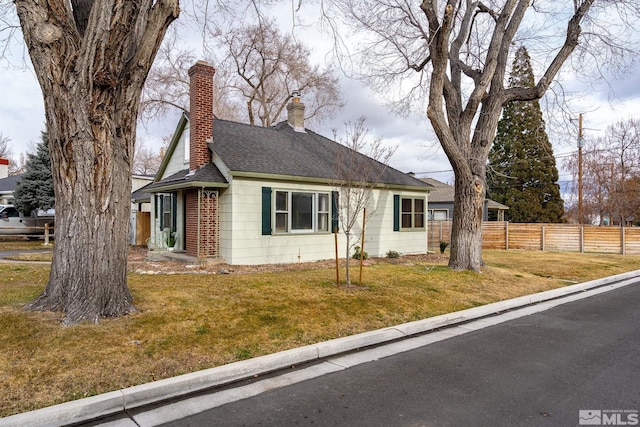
left=162, top=124, right=190, bottom=178
left=221, top=178, right=428, bottom=265
left=363, top=190, right=428, bottom=257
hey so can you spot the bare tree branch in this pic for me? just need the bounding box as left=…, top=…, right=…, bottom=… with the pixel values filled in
left=325, top=0, right=640, bottom=271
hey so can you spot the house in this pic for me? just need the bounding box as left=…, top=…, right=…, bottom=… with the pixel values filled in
left=419, top=177, right=509, bottom=221
left=145, top=60, right=432, bottom=265
left=0, top=158, right=8, bottom=179
left=0, top=156, right=152, bottom=217
left=1, top=156, right=153, bottom=243
left=0, top=158, right=13, bottom=205
left=0, top=174, right=20, bottom=205
left=129, top=175, right=154, bottom=245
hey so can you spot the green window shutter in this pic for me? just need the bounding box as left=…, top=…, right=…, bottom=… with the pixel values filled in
left=154, top=195, right=159, bottom=227
left=393, top=194, right=400, bottom=231
left=331, top=191, right=339, bottom=232
left=262, top=187, right=272, bottom=235
left=171, top=193, right=177, bottom=232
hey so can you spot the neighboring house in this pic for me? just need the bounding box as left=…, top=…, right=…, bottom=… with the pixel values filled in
left=0, top=158, right=13, bottom=205
left=130, top=174, right=154, bottom=245
left=1, top=158, right=153, bottom=243
left=419, top=177, right=508, bottom=221
left=0, top=173, right=21, bottom=206
left=145, top=60, right=432, bottom=265
left=131, top=175, right=155, bottom=210
left=0, top=158, right=8, bottom=179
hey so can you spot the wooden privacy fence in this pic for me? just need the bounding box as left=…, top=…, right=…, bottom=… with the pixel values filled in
left=428, top=221, right=640, bottom=255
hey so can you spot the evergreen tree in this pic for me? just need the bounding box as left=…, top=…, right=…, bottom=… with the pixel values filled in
left=487, top=46, right=564, bottom=223
left=14, top=131, right=54, bottom=214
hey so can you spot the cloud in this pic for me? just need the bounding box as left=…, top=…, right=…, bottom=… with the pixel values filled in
left=0, top=69, right=45, bottom=151
left=3, top=1, right=639, bottom=191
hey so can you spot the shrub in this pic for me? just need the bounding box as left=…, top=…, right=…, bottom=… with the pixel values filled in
left=352, top=245, right=369, bottom=260
left=386, top=250, right=400, bottom=259
left=439, top=241, right=449, bottom=254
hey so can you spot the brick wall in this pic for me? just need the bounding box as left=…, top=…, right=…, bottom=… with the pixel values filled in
left=188, top=61, right=215, bottom=171
left=185, top=189, right=219, bottom=258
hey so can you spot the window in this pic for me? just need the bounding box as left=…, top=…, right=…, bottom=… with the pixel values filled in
left=429, top=209, right=448, bottom=221
left=183, top=127, right=190, bottom=164
left=291, top=192, right=313, bottom=230
left=273, top=190, right=330, bottom=234
left=5, top=207, right=19, bottom=217
left=415, top=198, right=425, bottom=227
left=275, top=191, right=288, bottom=233
left=317, top=193, right=330, bottom=232
left=155, top=193, right=176, bottom=231
left=400, top=197, right=427, bottom=229
left=162, top=195, right=172, bottom=229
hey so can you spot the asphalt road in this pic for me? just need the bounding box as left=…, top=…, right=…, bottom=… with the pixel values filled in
left=155, top=282, right=640, bottom=427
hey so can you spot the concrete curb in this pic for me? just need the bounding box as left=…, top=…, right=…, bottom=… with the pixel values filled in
left=3, top=269, right=640, bottom=427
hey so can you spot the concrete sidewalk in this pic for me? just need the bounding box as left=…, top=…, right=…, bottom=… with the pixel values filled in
left=2, top=269, right=640, bottom=427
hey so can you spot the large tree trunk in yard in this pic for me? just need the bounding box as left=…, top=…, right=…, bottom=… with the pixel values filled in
left=27, top=97, right=137, bottom=324
left=448, top=173, right=485, bottom=272
left=16, top=0, right=179, bottom=325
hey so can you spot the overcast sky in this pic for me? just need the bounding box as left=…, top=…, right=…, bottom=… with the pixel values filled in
left=2, top=2, right=640, bottom=190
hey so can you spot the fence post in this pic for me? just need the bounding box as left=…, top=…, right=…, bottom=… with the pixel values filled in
left=541, top=225, right=545, bottom=252
left=580, top=225, right=584, bottom=253
left=621, top=226, right=626, bottom=255
left=505, top=221, right=509, bottom=251
left=44, top=223, right=50, bottom=246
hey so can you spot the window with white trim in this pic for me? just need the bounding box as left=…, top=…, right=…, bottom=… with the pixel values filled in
left=317, top=193, right=330, bottom=232
left=428, top=209, right=449, bottom=221
left=274, top=190, right=331, bottom=234
left=183, top=127, right=190, bottom=164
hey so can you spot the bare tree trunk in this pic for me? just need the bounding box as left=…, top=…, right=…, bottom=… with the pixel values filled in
left=15, top=0, right=179, bottom=325
left=344, top=232, right=351, bottom=285
left=448, top=173, right=485, bottom=271
left=27, top=100, right=137, bottom=324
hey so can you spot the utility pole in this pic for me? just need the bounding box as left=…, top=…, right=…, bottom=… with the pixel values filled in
left=578, top=113, right=583, bottom=225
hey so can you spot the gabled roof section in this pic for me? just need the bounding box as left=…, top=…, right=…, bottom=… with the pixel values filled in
left=210, top=119, right=431, bottom=190
left=154, top=112, right=189, bottom=181
left=146, top=163, right=228, bottom=193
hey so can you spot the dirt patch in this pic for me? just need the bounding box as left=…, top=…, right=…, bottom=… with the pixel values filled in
left=127, top=246, right=449, bottom=275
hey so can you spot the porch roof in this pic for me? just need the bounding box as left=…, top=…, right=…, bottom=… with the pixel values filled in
left=146, top=163, right=229, bottom=193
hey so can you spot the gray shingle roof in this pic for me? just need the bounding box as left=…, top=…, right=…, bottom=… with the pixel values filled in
left=209, top=119, right=430, bottom=189
left=131, top=182, right=152, bottom=203
left=146, top=163, right=228, bottom=191
left=420, top=177, right=509, bottom=209
left=0, top=174, right=21, bottom=192
left=420, top=177, right=454, bottom=202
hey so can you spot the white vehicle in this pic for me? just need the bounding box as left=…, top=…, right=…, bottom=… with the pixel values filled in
left=0, top=205, right=55, bottom=236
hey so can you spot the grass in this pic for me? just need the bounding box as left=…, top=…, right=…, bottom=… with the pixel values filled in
left=0, top=237, right=52, bottom=251
left=3, top=253, right=53, bottom=262
left=1, top=249, right=639, bottom=417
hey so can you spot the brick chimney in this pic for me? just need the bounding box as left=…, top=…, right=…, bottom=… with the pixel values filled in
left=188, top=60, right=215, bottom=172
left=0, top=158, right=8, bottom=179
left=286, top=90, right=306, bottom=133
